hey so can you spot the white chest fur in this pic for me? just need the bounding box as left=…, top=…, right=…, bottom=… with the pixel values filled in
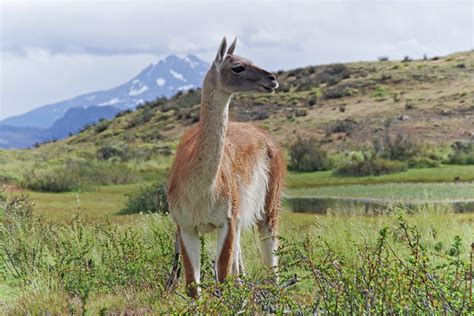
left=170, top=155, right=269, bottom=233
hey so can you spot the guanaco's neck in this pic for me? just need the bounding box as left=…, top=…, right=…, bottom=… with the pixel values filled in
left=194, top=68, right=232, bottom=188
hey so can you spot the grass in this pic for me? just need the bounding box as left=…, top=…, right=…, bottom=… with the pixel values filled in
left=287, top=164, right=474, bottom=188
left=290, top=182, right=474, bottom=203
left=1, top=194, right=472, bottom=314
left=5, top=183, right=146, bottom=220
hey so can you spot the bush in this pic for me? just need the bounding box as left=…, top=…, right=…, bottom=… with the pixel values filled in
left=448, top=141, right=474, bottom=165
left=95, top=120, right=111, bottom=133
left=127, top=107, right=155, bottom=129
left=96, top=146, right=125, bottom=160
left=295, top=109, right=307, bottom=117
left=115, top=109, right=133, bottom=118
left=305, top=95, right=317, bottom=107
left=334, top=156, right=407, bottom=176
left=22, top=159, right=138, bottom=192
left=373, top=129, right=421, bottom=161
left=322, top=85, right=352, bottom=99
left=288, top=137, right=331, bottom=172
left=372, top=85, right=389, bottom=100
left=318, top=64, right=351, bottom=86
left=407, top=157, right=441, bottom=168
left=119, top=182, right=169, bottom=215
left=325, top=118, right=357, bottom=135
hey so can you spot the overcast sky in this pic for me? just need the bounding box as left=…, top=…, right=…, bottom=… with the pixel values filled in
left=1, top=0, right=472, bottom=120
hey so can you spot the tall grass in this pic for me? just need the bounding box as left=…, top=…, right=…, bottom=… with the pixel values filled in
left=22, top=159, right=139, bottom=192
left=1, top=194, right=472, bottom=314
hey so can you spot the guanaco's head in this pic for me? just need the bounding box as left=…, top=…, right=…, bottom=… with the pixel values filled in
left=210, top=37, right=278, bottom=94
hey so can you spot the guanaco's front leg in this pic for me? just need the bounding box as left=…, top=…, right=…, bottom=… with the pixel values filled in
left=178, top=226, right=201, bottom=298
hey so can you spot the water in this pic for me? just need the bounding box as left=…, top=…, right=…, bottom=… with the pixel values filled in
left=286, top=197, right=474, bottom=214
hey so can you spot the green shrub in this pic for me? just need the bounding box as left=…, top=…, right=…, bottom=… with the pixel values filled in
left=96, top=146, right=125, bottom=160
left=95, top=120, right=111, bottom=133
left=448, top=141, right=474, bottom=165
left=374, top=130, right=421, bottom=161
left=127, top=107, right=155, bottom=129
left=325, top=118, right=357, bottom=135
left=322, top=85, right=352, bottom=99
left=305, top=95, right=317, bottom=106
left=288, top=137, right=331, bottom=172
left=372, top=85, right=389, bottom=100
left=115, top=109, right=133, bottom=118
left=407, top=157, right=441, bottom=168
left=334, top=156, right=407, bottom=176
left=318, top=64, right=351, bottom=86
left=119, top=182, right=169, bottom=215
left=22, top=159, right=138, bottom=192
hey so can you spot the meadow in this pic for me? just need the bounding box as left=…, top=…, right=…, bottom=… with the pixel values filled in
left=1, top=166, right=473, bottom=313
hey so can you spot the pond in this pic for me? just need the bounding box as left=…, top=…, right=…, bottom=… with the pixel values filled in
left=286, top=197, right=474, bottom=214
left=287, top=182, right=474, bottom=214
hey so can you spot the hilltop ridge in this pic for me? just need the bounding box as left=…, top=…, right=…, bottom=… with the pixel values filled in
left=64, top=51, right=473, bottom=151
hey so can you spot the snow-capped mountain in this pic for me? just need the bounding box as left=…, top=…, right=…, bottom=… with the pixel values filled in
left=0, top=54, right=209, bottom=129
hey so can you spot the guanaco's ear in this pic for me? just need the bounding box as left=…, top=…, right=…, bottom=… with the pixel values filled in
left=214, top=37, right=227, bottom=65
left=226, top=37, right=237, bottom=55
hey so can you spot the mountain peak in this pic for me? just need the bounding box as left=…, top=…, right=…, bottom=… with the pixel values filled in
left=0, top=54, right=209, bottom=129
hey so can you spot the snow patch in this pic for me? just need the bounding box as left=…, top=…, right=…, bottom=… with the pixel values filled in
left=156, top=78, right=166, bottom=87
left=86, top=95, right=96, bottom=100
left=170, top=70, right=187, bottom=82
left=177, top=84, right=194, bottom=91
left=132, top=79, right=140, bottom=84
left=99, top=98, right=122, bottom=106
left=129, top=85, right=149, bottom=96
left=183, top=55, right=198, bottom=68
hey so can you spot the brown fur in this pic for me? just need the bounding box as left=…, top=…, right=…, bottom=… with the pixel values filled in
left=217, top=219, right=236, bottom=281
left=168, top=122, right=284, bottom=221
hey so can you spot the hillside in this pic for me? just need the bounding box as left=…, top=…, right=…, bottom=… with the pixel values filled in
left=0, top=51, right=472, bottom=175
left=68, top=51, right=473, bottom=147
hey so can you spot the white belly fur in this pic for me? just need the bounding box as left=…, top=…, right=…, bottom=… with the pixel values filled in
left=237, top=156, right=269, bottom=229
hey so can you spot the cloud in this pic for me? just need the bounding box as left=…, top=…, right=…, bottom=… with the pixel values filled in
left=1, top=0, right=472, bottom=119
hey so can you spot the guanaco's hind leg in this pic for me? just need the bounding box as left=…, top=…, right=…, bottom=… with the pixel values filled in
left=216, top=220, right=236, bottom=281
left=257, top=220, right=278, bottom=273
left=259, top=145, right=283, bottom=275
left=178, top=226, right=201, bottom=298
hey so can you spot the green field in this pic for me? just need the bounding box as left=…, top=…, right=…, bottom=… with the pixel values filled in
left=1, top=192, right=472, bottom=314
left=1, top=166, right=473, bottom=313
left=290, top=182, right=474, bottom=203
left=287, top=165, right=474, bottom=188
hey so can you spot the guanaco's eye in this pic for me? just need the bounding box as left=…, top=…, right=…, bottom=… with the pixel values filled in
left=231, top=65, right=245, bottom=74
